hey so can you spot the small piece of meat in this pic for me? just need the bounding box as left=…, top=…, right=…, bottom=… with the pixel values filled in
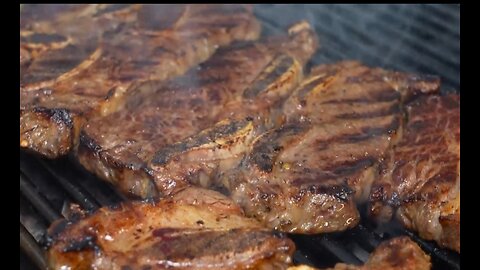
left=369, top=94, right=460, bottom=252
left=289, top=236, right=431, bottom=270
left=77, top=21, right=318, bottom=199
left=181, top=61, right=438, bottom=234
left=20, top=4, right=261, bottom=158
left=47, top=187, right=295, bottom=270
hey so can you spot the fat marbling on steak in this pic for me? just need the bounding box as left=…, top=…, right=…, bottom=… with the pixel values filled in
left=146, top=61, right=440, bottom=234
left=47, top=187, right=295, bottom=270
left=20, top=4, right=261, bottom=158
left=77, top=21, right=318, bottom=198
left=369, top=94, right=460, bottom=252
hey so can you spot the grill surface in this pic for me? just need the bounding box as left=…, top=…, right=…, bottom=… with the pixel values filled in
left=20, top=4, right=460, bottom=270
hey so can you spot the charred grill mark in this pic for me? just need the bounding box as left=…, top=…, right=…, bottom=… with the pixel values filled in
left=243, top=55, right=294, bottom=99
left=330, top=157, right=377, bottom=176
left=79, top=131, right=103, bottom=153
left=152, top=120, right=251, bottom=165
left=310, top=117, right=400, bottom=152
left=198, top=58, right=242, bottom=71
left=296, top=70, right=337, bottom=99
left=360, top=116, right=401, bottom=136
left=321, top=88, right=400, bottom=105
left=250, top=124, right=307, bottom=172
left=146, top=229, right=278, bottom=260
left=336, top=103, right=400, bottom=119
left=20, top=33, right=68, bottom=44
left=23, top=45, right=96, bottom=85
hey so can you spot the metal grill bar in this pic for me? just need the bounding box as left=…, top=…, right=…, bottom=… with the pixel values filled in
left=36, top=158, right=99, bottom=211
left=20, top=173, right=61, bottom=223
left=20, top=224, right=47, bottom=270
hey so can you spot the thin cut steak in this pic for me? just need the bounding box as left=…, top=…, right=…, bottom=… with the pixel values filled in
left=20, top=4, right=261, bottom=158
left=149, top=61, right=439, bottom=234
left=47, top=187, right=295, bottom=270
left=289, top=237, right=431, bottom=270
left=77, top=21, right=318, bottom=198
left=369, top=94, right=460, bottom=252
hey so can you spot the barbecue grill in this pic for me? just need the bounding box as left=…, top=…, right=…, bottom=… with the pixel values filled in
left=20, top=4, right=460, bottom=270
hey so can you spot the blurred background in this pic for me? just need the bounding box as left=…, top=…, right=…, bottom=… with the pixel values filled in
left=254, top=4, right=460, bottom=93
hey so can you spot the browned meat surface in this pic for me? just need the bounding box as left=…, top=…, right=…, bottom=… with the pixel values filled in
left=77, top=21, right=318, bottom=198
left=289, top=237, right=431, bottom=270
left=369, top=94, right=460, bottom=252
left=152, top=61, right=439, bottom=233
left=47, top=187, right=295, bottom=270
left=20, top=4, right=261, bottom=158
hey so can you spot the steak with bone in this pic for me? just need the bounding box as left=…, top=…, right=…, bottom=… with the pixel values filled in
left=77, top=21, right=318, bottom=198
left=20, top=4, right=261, bottom=158
left=148, top=61, right=440, bottom=233
left=289, top=236, right=431, bottom=270
left=47, top=187, right=295, bottom=270
left=369, top=94, right=460, bottom=252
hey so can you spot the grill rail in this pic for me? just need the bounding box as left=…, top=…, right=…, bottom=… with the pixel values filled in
left=20, top=4, right=460, bottom=270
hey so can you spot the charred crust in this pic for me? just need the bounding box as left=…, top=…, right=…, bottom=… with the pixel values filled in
left=104, top=87, right=117, bottom=101
left=33, top=107, right=74, bottom=128
left=297, top=70, right=337, bottom=99
left=62, top=235, right=97, bottom=253
left=330, top=157, right=377, bottom=177
left=307, top=184, right=354, bottom=201
left=152, top=120, right=250, bottom=165
left=79, top=130, right=103, bottom=154
left=249, top=124, right=307, bottom=172
left=46, top=220, right=70, bottom=244
left=243, top=55, right=294, bottom=99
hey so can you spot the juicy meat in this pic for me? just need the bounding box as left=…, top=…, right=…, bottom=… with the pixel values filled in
left=157, top=61, right=440, bottom=233
left=47, top=187, right=295, bottom=270
left=20, top=4, right=261, bottom=158
left=221, top=62, right=439, bottom=233
left=289, top=237, right=431, bottom=270
left=77, top=21, right=318, bottom=198
left=369, top=94, right=460, bottom=252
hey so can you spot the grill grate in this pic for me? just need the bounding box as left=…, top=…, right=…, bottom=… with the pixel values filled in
left=20, top=4, right=460, bottom=270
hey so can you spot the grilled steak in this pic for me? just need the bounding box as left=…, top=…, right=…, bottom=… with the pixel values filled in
left=289, top=237, right=431, bottom=270
left=20, top=4, right=261, bottom=158
left=369, top=94, right=460, bottom=252
left=47, top=187, right=295, bottom=270
left=77, top=21, right=318, bottom=198
left=152, top=61, right=439, bottom=233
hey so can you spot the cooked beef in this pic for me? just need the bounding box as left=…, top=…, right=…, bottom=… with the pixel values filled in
left=20, top=4, right=261, bottom=158
left=369, top=94, right=460, bottom=252
left=47, top=187, right=295, bottom=270
left=150, top=61, right=439, bottom=233
left=77, top=21, right=318, bottom=198
left=289, top=237, right=431, bottom=270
